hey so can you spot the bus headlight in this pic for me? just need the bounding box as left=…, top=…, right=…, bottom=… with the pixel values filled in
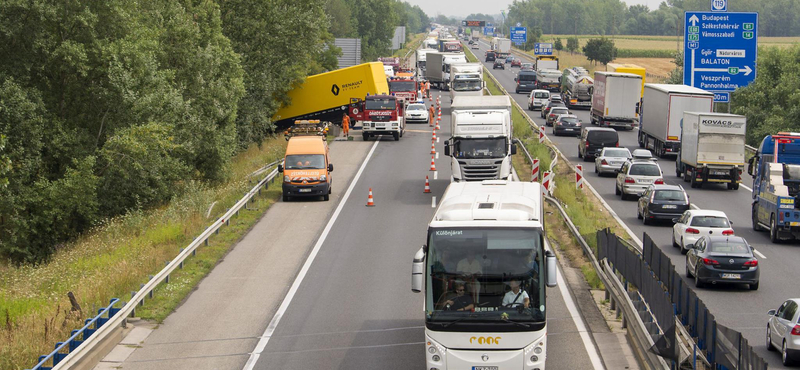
left=533, top=347, right=542, bottom=354
left=432, top=355, right=440, bottom=362
left=530, top=355, right=538, bottom=362
left=427, top=346, right=437, bottom=354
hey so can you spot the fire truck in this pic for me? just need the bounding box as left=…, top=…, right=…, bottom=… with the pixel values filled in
left=388, top=76, right=419, bottom=103
left=349, top=93, right=406, bottom=141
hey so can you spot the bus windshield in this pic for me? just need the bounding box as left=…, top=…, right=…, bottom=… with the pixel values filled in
left=425, top=228, right=546, bottom=325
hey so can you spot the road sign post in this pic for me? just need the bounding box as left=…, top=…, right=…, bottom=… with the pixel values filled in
left=683, top=12, right=758, bottom=103
left=534, top=43, right=553, bottom=55
left=510, top=27, right=527, bottom=45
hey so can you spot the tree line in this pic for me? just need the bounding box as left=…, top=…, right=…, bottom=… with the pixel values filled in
left=0, top=0, right=428, bottom=263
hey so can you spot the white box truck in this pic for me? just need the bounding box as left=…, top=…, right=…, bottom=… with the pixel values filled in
left=471, top=29, right=480, bottom=41
left=675, top=112, right=746, bottom=190
left=426, top=52, right=467, bottom=90
left=448, top=63, right=484, bottom=102
left=590, top=72, right=642, bottom=130
left=445, top=96, right=515, bottom=181
left=415, top=48, right=437, bottom=80
left=638, top=84, right=714, bottom=157
left=411, top=180, right=558, bottom=370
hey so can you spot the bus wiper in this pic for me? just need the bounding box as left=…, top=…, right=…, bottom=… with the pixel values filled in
left=439, top=317, right=466, bottom=328
left=502, top=317, right=531, bottom=328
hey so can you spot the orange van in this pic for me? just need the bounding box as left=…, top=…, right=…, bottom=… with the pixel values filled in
left=278, top=123, right=333, bottom=201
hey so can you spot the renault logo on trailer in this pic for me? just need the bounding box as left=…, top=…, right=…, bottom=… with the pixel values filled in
left=331, top=84, right=340, bottom=96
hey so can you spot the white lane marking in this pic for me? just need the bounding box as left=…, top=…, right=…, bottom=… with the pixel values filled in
left=434, top=171, right=438, bottom=180
left=741, top=183, right=753, bottom=192
left=432, top=196, right=437, bottom=208
left=436, top=137, right=440, bottom=143
left=553, top=242, right=606, bottom=370
left=690, top=203, right=700, bottom=210
left=753, top=248, right=767, bottom=259
left=435, top=152, right=439, bottom=160
left=242, top=140, right=380, bottom=370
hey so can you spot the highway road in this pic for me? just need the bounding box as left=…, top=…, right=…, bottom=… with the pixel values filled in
left=111, top=73, right=610, bottom=369
left=471, top=39, right=797, bottom=368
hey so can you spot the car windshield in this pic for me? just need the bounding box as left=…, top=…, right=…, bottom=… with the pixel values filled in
left=285, top=154, right=325, bottom=170
left=534, top=92, right=549, bottom=98
left=408, top=104, right=426, bottom=111
left=629, top=164, right=661, bottom=176
left=453, top=80, right=482, bottom=91
left=560, top=117, right=579, bottom=124
left=389, top=81, right=416, bottom=91
left=453, top=138, right=507, bottom=159
left=365, top=98, right=396, bottom=110
left=519, top=74, right=536, bottom=81
left=709, top=241, right=750, bottom=254
left=603, top=149, right=631, bottom=158
left=654, top=190, right=685, bottom=201
left=690, top=216, right=730, bottom=228
left=588, top=131, right=617, bottom=142
left=548, top=102, right=565, bottom=108
left=550, top=108, right=568, bottom=116
left=426, top=228, right=546, bottom=324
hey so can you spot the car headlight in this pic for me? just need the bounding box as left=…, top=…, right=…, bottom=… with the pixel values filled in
left=319, top=175, right=327, bottom=182
left=284, top=176, right=290, bottom=183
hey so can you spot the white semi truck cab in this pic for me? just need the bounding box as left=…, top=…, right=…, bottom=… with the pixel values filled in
left=449, top=63, right=484, bottom=102
left=445, top=96, right=515, bottom=181
left=411, top=180, right=558, bottom=370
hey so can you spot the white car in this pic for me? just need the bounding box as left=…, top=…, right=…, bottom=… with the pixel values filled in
left=528, top=89, right=550, bottom=111
left=404, top=103, right=430, bottom=124
left=632, top=149, right=655, bottom=161
left=615, top=159, right=664, bottom=200
left=766, top=298, right=800, bottom=366
left=671, top=209, right=734, bottom=254
left=471, top=43, right=479, bottom=50
left=595, top=148, right=632, bottom=175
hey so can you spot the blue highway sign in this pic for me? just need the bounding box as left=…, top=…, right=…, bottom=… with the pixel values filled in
left=684, top=12, right=758, bottom=97
left=534, top=43, right=553, bottom=55
left=510, top=27, right=527, bottom=45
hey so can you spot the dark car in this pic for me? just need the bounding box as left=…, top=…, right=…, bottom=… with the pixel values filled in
left=637, top=184, right=690, bottom=225
left=553, top=114, right=582, bottom=136
left=493, top=59, right=505, bottom=69
left=686, top=236, right=759, bottom=290
left=511, top=58, right=521, bottom=67
left=540, top=100, right=566, bottom=119
left=578, top=127, right=619, bottom=161
left=546, top=107, right=570, bottom=127
left=514, top=70, right=538, bottom=94
left=485, top=51, right=496, bottom=62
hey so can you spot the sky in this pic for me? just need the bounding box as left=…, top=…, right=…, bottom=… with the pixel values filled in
left=405, top=0, right=662, bottom=19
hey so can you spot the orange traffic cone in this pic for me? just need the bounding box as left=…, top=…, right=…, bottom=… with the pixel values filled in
left=432, top=130, right=437, bottom=140
left=424, top=176, right=431, bottom=193
left=430, top=142, right=436, bottom=154
left=430, top=155, right=436, bottom=171
left=366, top=188, right=375, bottom=207
left=435, top=120, right=441, bottom=130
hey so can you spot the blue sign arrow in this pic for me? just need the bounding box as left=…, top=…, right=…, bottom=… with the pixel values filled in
left=534, top=43, right=553, bottom=55
left=683, top=12, right=758, bottom=98
left=510, top=27, right=527, bottom=45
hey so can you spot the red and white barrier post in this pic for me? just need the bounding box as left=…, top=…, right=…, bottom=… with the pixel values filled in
left=575, top=165, right=584, bottom=189
left=539, top=130, right=545, bottom=144
left=542, top=171, right=552, bottom=193
left=531, top=159, right=540, bottom=182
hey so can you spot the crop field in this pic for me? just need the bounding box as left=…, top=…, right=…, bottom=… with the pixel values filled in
left=541, top=34, right=800, bottom=50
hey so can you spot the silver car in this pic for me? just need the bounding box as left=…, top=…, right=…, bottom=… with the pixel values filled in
left=767, top=298, right=800, bottom=366
left=405, top=103, right=429, bottom=124
left=615, top=159, right=664, bottom=200
left=594, top=148, right=632, bottom=175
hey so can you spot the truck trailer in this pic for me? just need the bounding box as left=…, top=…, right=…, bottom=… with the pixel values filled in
left=445, top=96, right=515, bottom=181
left=590, top=72, right=642, bottom=130
left=749, top=133, right=800, bottom=242
left=426, top=52, right=467, bottom=90
left=273, top=62, right=389, bottom=128
left=411, top=180, right=558, bottom=370
left=561, top=67, right=593, bottom=109
left=638, top=84, right=713, bottom=157
left=535, top=55, right=559, bottom=72
left=415, top=48, right=437, bottom=79
left=676, top=112, right=746, bottom=189
left=607, top=63, right=646, bottom=98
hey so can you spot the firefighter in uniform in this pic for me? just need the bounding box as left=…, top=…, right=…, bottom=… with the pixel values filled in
left=342, top=113, right=350, bottom=137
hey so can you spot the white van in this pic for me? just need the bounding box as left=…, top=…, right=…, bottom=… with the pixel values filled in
left=528, top=89, right=550, bottom=111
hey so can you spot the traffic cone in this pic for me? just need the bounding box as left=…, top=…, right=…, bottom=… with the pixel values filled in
left=430, top=155, right=437, bottom=171
left=430, top=142, right=436, bottom=154
left=432, top=130, right=437, bottom=140
left=424, top=176, right=431, bottom=193
left=435, top=120, right=441, bottom=131
left=366, top=188, right=375, bottom=207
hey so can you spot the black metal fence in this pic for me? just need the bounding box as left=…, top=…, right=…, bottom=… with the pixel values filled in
left=598, top=229, right=768, bottom=370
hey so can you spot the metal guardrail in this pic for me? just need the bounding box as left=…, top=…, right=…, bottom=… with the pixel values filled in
left=43, top=162, right=282, bottom=370
left=29, top=299, right=121, bottom=370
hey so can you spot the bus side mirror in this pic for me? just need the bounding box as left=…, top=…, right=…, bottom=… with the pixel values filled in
left=545, top=250, right=557, bottom=287
left=444, top=140, right=451, bottom=156
left=328, top=164, right=334, bottom=172
left=277, top=164, right=284, bottom=173
left=511, top=143, right=517, bottom=155
left=412, top=246, right=426, bottom=293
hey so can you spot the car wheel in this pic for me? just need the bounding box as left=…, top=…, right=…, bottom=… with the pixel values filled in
left=672, top=234, right=678, bottom=248
left=767, top=325, right=775, bottom=351
left=686, top=258, right=693, bottom=278
left=528, top=104, right=533, bottom=111
left=637, top=206, right=642, bottom=219
left=694, top=268, right=703, bottom=288
left=752, top=206, right=765, bottom=231
left=578, top=148, right=583, bottom=158
left=362, top=133, right=369, bottom=141
left=643, top=209, right=651, bottom=225
left=615, top=183, right=621, bottom=195
left=732, top=182, right=740, bottom=190
left=783, top=340, right=794, bottom=366
left=393, top=132, right=400, bottom=141
left=680, top=238, right=688, bottom=255
left=770, top=214, right=780, bottom=243
left=283, top=195, right=290, bottom=202
left=594, top=165, right=599, bottom=174
left=750, top=281, right=759, bottom=290
left=323, top=194, right=330, bottom=201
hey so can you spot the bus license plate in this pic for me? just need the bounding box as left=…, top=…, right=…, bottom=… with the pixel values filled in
left=473, top=367, right=499, bottom=370
left=299, top=189, right=312, bottom=193
left=722, top=273, right=740, bottom=279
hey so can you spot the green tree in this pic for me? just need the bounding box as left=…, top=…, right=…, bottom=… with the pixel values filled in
left=350, top=0, right=399, bottom=61
left=566, top=36, right=579, bottom=53
left=583, top=38, right=616, bottom=66
left=0, top=134, right=9, bottom=189
left=731, top=45, right=800, bottom=145
left=554, top=38, right=564, bottom=52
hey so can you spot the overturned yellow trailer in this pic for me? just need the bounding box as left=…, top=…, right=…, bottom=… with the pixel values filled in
left=607, top=63, right=646, bottom=98
left=273, top=62, right=390, bottom=128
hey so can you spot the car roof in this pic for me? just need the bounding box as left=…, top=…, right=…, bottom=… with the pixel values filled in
left=705, top=235, right=747, bottom=244
left=584, top=127, right=615, bottom=132
left=629, top=159, right=659, bottom=165
left=686, top=209, right=728, bottom=218
left=557, top=114, right=578, bottom=119
left=648, top=184, right=683, bottom=191
left=286, top=136, right=327, bottom=155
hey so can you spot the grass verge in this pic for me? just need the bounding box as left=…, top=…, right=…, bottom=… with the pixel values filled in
left=0, top=136, right=288, bottom=369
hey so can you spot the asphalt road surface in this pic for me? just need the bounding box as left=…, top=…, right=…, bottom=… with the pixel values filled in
left=472, top=38, right=796, bottom=369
